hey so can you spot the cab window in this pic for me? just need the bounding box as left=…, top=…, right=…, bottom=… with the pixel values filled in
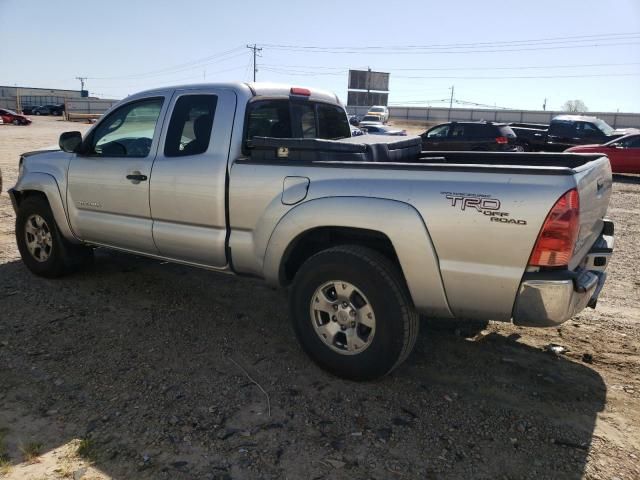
left=164, top=94, right=218, bottom=157
left=450, top=124, right=466, bottom=137
left=576, top=122, right=602, bottom=138
left=89, top=98, right=164, bottom=157
left=426, top=124, right=450, bottom=138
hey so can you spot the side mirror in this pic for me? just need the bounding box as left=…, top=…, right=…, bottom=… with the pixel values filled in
left=59, top=131, right=82, bottom=153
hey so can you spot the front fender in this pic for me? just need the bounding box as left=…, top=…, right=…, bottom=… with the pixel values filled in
left=263, top=197, right=453, bottom=318
left=11, top=172, right=79, bottom=244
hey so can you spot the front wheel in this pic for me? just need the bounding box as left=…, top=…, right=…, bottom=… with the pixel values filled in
left=16, top=196, right=93, bottom=278
left=289, top=245, right=419, bottom=380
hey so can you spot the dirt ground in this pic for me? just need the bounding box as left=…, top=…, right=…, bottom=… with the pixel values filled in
left=0, top=116, right=638, bottom=480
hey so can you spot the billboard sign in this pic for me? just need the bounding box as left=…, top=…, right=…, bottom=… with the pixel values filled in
left=348, top=70, right=390, bottom=92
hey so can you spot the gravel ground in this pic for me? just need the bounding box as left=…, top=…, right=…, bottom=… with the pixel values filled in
left=0, top=117, right=639, bottom=479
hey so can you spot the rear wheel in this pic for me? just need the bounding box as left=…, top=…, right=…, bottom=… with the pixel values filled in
left=16, top=196, right=93, bottom=278
left=289, top=245, right=419, bottom=380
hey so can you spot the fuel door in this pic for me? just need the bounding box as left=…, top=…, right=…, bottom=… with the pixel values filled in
left=281, top=176, right=310, bottom=205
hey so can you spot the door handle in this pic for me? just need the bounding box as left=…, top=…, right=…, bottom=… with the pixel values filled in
left=126, top=173, right=147, bottom=182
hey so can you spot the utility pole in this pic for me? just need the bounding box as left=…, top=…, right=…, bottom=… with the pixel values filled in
left=367, top=66, right=372, bottom=106
left=75, top=76, right=87, bottom=93
left=246, top=44, right=262, bottom=82
left=448, top=85, right=455, bottom=120
left=543, top=98, right=547, bottom=111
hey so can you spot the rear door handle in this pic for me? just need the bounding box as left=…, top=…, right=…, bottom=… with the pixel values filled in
left=126, top=173, right=147, bottom=182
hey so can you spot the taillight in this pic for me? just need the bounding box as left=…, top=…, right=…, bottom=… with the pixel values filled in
left=290, top=87, right=311, bottom=96
left=495, top=136, right=508, bottom=144
left=528, top=189, right=580, bottom=268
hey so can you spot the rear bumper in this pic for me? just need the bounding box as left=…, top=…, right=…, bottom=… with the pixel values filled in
left=512, top=221, right=614, bottom=327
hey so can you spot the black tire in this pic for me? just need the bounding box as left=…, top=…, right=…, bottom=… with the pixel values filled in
left=35, top=111, right=41, bottom=115
left=289, top=245, right=419, bottom=381
left=16, top=196, right=92, bottom=278
left=12, top=119, right=19, bottom=125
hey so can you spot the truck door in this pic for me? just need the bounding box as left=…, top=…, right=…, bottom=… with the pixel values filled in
left=66, top=94, right=170, bottom=253
left=149, top=88, right=237, bottom=268
left=612, top=135, right=640, bottom=173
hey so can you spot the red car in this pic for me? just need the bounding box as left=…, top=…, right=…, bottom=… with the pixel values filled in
left=566, top=133, right=640, bottom=174
left=0, top=108, right=32, bottom=125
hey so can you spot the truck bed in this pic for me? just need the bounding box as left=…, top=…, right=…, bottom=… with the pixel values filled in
left=248, top=135, right=604, bottom=172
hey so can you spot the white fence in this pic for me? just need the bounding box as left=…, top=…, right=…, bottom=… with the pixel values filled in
left=347, top=105, right=640, bottom=129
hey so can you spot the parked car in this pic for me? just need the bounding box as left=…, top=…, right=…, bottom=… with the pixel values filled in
left=21, top=105, right=38, bottom=115
left=0, top=108, right=31, bottom=125
left=510, top=115, right=638, bottom=152
left=350, top=125, right=365, bottom=136
left=348, top=114, right=362, bottom=126
left=360, top=124, right=407, bottom=136
left=566, top=133, right=640, bottom=174
left=33, top=104, right=65, bottom=116
left=9, top=82, right=614, bottom=380
left=421, top=121, right=518, bottom=151
left=366, top=105, right=389, bottom=123
left=359, top=114, right=384, bottom=124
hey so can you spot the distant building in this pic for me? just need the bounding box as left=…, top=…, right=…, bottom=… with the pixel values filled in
left=0, top=85, right=97, bottom=111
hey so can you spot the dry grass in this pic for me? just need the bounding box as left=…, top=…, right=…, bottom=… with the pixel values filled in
left=76, top=438, right=97, bottom=463
left=0, top=427, right=11, bottom=475
left=19, top=441, right=42, bottom=463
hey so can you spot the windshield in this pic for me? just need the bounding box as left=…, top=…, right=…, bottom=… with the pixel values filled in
left=4, top=109, right=17, bottom=115
left=594, top=118, right=615, bottom=135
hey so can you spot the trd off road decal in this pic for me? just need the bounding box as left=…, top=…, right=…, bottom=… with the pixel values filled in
left=441, top=192, right=527, bottom=225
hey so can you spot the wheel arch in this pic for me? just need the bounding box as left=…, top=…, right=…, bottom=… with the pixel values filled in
left=11, top=172, right=80, bottom=244
left=263, top=196, right=453, bottom=318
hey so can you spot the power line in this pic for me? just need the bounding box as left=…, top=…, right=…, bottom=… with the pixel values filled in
left=258, top=67, right=640, bottom=80
left=86, top=46, right=246, bottom=80
left=260, top=41, right=640, bottom=55
left=261, top=32, right=640, bottom=51
left=262, top=61, right=640, bottom=72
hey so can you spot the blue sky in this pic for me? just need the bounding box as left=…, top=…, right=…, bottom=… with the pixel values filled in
left=1, top=0, right=639, bottom=112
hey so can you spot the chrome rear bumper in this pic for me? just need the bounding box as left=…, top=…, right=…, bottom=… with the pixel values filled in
left=512, top=221, right=613, bottom=327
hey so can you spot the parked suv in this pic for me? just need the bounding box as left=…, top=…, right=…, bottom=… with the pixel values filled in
left=33, top=104, right=65, bottom=116
left=421, top=121, right=518, bottom=151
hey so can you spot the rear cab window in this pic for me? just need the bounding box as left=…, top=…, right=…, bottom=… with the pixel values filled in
left=244, top=99, right=350, bottom=147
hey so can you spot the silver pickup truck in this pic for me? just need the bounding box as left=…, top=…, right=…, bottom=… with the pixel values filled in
left=9, top=82, right=614, bottom=380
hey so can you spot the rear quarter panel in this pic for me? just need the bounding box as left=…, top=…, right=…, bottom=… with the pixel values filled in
left=229, top=161, right=576, bottom=321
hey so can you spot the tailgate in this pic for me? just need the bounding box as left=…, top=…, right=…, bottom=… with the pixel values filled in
left=571, top=155, right=612, bottom=269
